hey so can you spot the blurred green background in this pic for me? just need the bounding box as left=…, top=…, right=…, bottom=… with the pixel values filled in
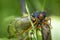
left=0, top=0, right=60, bottom=40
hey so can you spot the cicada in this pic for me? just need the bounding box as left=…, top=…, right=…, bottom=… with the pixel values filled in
left=8, top=11, right=52, bottom=40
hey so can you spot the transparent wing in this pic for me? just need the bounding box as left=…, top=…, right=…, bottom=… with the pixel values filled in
left=41, top=18, right=52, bottom=40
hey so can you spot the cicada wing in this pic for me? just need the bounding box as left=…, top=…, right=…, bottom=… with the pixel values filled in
left=8, top=20, right=17, bottom=38
left=41, top=24, right=52, bottom=40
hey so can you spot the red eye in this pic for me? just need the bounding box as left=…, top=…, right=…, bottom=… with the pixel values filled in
left=39, top=14, right=44, bottom=17
left=38, top=14, right=44, bottom=20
